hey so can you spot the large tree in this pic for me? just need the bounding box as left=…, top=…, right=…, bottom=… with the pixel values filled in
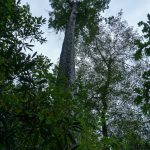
left=0, top=1, right=102, bottom=149
left=76, top=13, right=150, bottom=149
left=49, top=0, right=110, bottom=85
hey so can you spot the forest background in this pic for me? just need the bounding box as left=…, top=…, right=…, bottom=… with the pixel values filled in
left=0, top=0, right=149, bottom=150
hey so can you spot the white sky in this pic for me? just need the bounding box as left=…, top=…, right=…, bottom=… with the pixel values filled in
left=21, top=0, right=150, bottom=63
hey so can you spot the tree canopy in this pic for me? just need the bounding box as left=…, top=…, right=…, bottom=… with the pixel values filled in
left=49, top=0, right=110, bottom=38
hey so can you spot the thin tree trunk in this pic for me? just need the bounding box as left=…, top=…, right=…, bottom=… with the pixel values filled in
left=101, top=100, right=108, bottom=137
left=100, top=60, right=112, bottom=150
left=101, top=60, right=112, bottom=136
left=101, top=85, right=109, bottom=150
left=58, top=2, right=78, bottom=86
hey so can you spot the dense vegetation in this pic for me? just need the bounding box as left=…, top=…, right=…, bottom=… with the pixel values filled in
left=0, top=0, right=149, bottom=150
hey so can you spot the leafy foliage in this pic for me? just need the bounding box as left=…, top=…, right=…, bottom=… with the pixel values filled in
left=134, top=14, right=150, bottom=115
left=49, top=0, right=110, bottom=41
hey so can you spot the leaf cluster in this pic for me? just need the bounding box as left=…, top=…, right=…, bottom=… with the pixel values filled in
left=134, top=14, right=150, bottom=115
left=49, top=0, right=110, bottom=41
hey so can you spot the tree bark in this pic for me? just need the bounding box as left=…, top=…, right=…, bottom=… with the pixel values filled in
left=58, top=2, right=78, bottom=86
left=101, top=60, right=112, bottom=134
left=100, top=60, right=112, bottom=150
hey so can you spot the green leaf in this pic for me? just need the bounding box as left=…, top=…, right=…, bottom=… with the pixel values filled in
left=134, top=95, right=143, bottom=105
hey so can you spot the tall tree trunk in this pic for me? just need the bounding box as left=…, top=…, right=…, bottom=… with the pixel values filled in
left=58, top=2, right=78, bottom=86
